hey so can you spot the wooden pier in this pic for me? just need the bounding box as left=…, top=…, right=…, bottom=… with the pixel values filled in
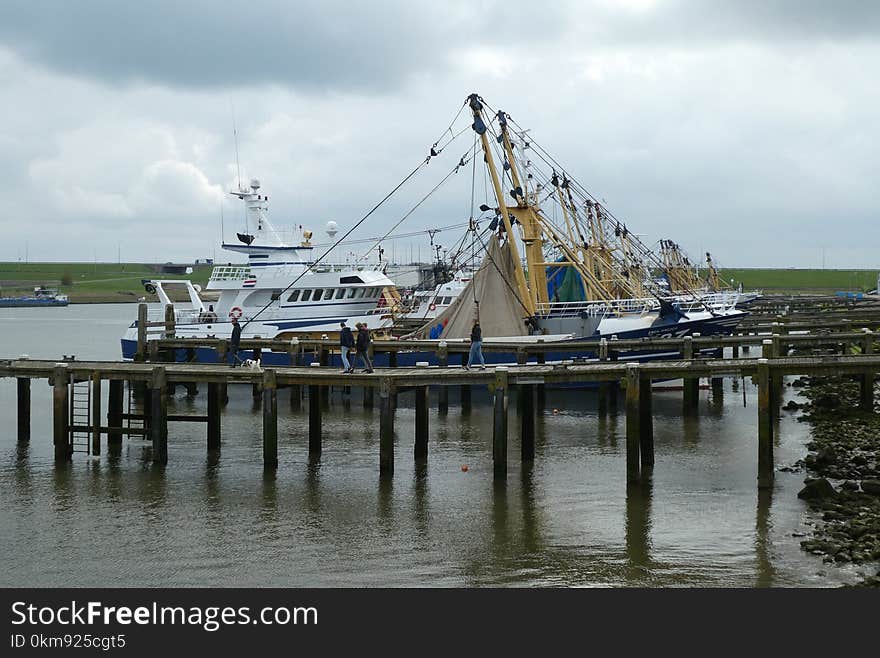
left=3, top=338, right=878, bottom=489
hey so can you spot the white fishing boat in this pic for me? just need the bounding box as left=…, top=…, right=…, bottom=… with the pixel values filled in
left=121, top=178, right=395, bottom=360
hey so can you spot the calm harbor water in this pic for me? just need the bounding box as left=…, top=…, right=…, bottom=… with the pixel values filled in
left=0, top=304, right=871, bottom=586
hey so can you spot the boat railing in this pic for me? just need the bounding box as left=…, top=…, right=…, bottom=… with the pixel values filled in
left=537, top=299, right=654, bottom=317
left=208, top=265, right=253, bottom=282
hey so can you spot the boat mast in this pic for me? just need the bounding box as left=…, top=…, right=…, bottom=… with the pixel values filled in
left=468, top=94, right=535, bottom=316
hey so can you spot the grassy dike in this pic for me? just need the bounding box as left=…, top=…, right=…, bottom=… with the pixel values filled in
left=715, top=268, right=879, bottom=293
left=0, top=262, right=213, bottom=303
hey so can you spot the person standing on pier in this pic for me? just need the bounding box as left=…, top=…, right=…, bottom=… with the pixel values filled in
left=355, top=323, right=373, bottom=373
left=229, top=316, right=243, bottom=367
left=340, top=321, right=355, bottom=373
left=466, top=319, right=485, bottom=370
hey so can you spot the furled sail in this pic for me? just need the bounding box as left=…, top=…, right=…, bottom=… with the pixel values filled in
left=410, top=234, right=529, bottom=340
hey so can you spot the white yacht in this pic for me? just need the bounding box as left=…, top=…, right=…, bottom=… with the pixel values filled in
left=121, top=178, right=395, bottom=360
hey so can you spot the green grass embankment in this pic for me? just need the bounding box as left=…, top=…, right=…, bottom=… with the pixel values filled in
left=0, top=262, right=213, bottom=303
left=714, top=269, right=879, bottom=294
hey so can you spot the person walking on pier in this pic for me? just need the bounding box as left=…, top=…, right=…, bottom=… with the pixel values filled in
left=355, top=323, right=374, bottom=373
left=229, top=316, right=243, bottom=367
left=340, top=321, right=355, bottom=373
left=466, top=319, right=485, bottom=370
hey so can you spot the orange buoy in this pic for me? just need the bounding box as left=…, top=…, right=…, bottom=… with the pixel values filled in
left=461, top=464, right=469, bottom=472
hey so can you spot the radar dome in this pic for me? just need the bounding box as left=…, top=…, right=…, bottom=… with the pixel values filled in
left=250, top=178, right=261, bottom=190
left=326, top=221, right=338, bottom=238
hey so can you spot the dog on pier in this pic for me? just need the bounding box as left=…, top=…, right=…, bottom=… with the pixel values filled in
left=242, top=358, right=263, bottom=371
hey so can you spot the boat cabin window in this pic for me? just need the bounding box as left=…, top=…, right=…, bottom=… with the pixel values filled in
left=312, top=289, right=322, bottom=301
left=346, top=288, right=357, bottom=299
left=323, top=289, right=334, bottom=300
left=442, top=297, right=452, bottom=305
left=301, top=290, right=312, bottom=302
left=288, top=290, right=301, bottom=302
left=335, top=288, right=345, bottom=300
left=367, top=287, right=378, bottom=297
left=270, top=290, right=282, bottom=301
left=356, top=288, right=366, bottom=298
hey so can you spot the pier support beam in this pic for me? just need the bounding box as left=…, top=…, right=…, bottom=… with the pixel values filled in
left=107, top=380, right=123, bottom=446
left=438, top=352, right=449, bottom=415
left=207, top=382, right=221, bottom=451
left=91, top=373, right=101, bottom=456
left=363, top=386, right=374, bottom=410
left=519, top=384, right=536, bottom=462
left=262, top=370, right=278, bottom=470
left=135, top=303, right=147, bottom=362
left=414, top=385, right=429, bottom=463
left=17, top=378, right=30, bottom=443
left=625, top=365, right=641, bottom=483
left=860, top=331, right=874, bottom=412
left=597, top=382, right=609, bottom=417
left=639, top=375, right=654, bottom=468
left=493, top=369, right=509, bottom=479
left=309, top=384, right=322, bottom=457
left=757, top=359, right=774, bottom=489
left=460, top=384, right=472, bottom=415
left=52, top=365, right=70, bottom=462
left=711, top=377, right=724, bottom=404
left=150, top=367, right=168, bottom=465
left=682, top=336, right=699, bottom=415
left=289, top=384, right=302, bottom=412
left=379, top=379, right=395, bottom=476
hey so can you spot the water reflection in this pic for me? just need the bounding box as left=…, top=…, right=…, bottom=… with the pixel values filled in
left=755, top=489, right=776, bottom=587
left=625, top=470, right=654, bottom=582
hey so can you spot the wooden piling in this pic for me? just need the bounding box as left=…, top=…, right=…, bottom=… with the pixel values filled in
left=107, top=380, right=123, bottom=445
left=683, top=336, right=699, bottom=415
left=309, top=384, right=322, bottom=456
left=625, top=364, right=641, bottom=482
left=135, top=303, right=147, bottom=362
left=711, top=377, right=724, bottom=404
left=519, top=384, right=536, bottom=462
left=493, top=369, right=509, bottom=479
left=17, top=377, right=30, bottom=443
left=53, top=365, right=70, bottom=462
left=461, top=383, right=472, bottom=415
left=639, top=375, right=654, bottom=468
left=363, top=385, right=374, bottom=410
left=438, top=349, right=449, bottom=414
left=379, top=379, right=395, bottom=476
left=289, top=384, right=302, bottom=411
left=164, top=303, right=175, bottom=339
left=91, top=373, right=101, bottom=456
left=207, top=382, right=221, bottom=451
left=414, top=385, right=429, bottom=462
left=150, top=366, right=168, bottom=465
left=757, top=359, right=774, bottom=489
left=262, top=369, right=278, bottom=469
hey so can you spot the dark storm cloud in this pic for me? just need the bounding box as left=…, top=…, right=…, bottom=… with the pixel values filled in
left=2, top=1, right=878, bottom=91
left=0, top=0, right=458, bottom=90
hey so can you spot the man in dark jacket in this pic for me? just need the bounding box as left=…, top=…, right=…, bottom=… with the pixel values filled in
left=339, top=321, right=355, bottom=373
left=355, top=323, right=373, bottom=373
left=229, top=316, right=243, bottom=367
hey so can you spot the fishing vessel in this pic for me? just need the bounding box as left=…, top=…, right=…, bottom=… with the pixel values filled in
left=0, top=286, right=69, bottom=308
left=120, top=178, right=396, bottom=360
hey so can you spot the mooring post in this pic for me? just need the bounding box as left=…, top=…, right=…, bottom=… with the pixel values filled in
left=135, top=303, right=147, bottom=362
left=598, top=339, right=609, bottom=417
left=519, top=383, right=536, bottom=462
left=150, top=366, right=168, bottom=465
left=164, top=303, right=175, bottom=339
left=290, top=384, right=302, bottom=411
left=438, top=346, right=449, bottom=414
left=363, top=385, right=374, bottom=410
left=17, top=377, right=30, bottom=443
left=682, top=336, right=699, bottom=415
left=536, top=341, right=546, bottom=410
left=625, top=364, right=641, bottom=483
left=53, top=365, right=70, bottom=462
left=108, top=379, right=123, bottom=445
left=207, top=382, right=221, bottom=451
left=860, top=330, right=874, bottom=412
left=91, top=372, right=102, bottom=456
left=493, top=368, right=509, bottom=479
left=639, top=374, right=654, bottom=468
left=319, top=347, right=330, bottom=406
left=262, top=369, right=278, bottom=470
left=414, top=385, right=429, bottom=463
left=460, top=379, right=472, bottom=416
left=757, top=358, right=774, bottom=489
left=379, top=379, right=395, bottom=476
left=309, top=384, right=322, bottom=456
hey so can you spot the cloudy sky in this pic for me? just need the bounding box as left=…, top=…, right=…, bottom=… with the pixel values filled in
left=0, top=0, right=877, bottom=267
